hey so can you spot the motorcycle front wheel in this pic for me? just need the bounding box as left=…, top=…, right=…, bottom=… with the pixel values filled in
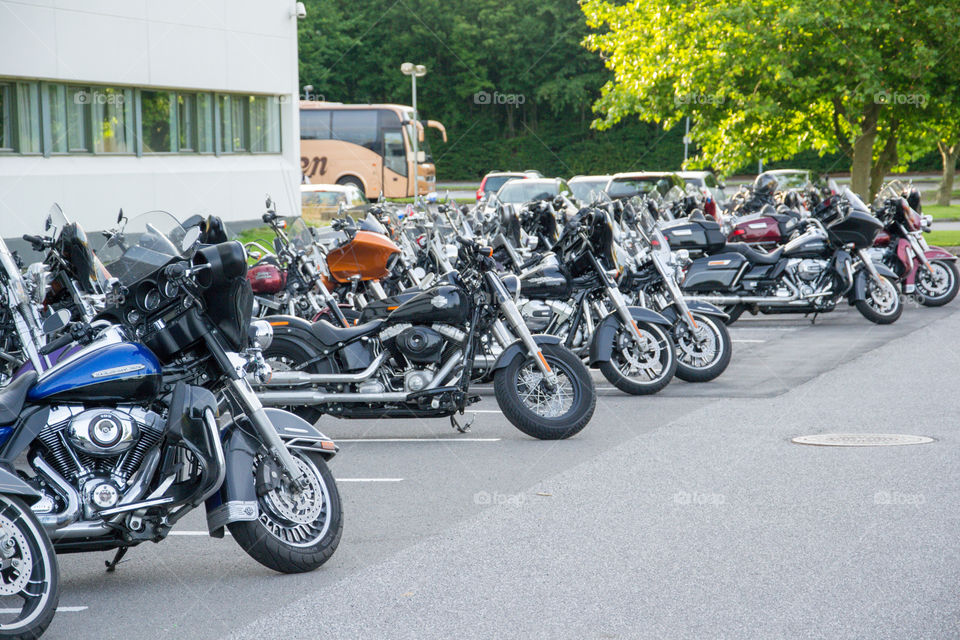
left=0, top=495, right=59, bottom=640
left=229, top=450, right=343, bottom=573
left=674, top=313, right=732, bottom=382
left=598, top=320, right=677, bottom=395
left=916, top=260, right=960, bottom=307
left=855, top=275, right=903, bottom=324
left=494, top=343, right=596, bottom=440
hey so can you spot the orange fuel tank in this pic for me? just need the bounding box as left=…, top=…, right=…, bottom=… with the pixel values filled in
left=325, top=230, right=401, bottom=283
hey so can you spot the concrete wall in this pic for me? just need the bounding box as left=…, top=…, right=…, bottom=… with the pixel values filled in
left=0, top=0, right=302, bottom=237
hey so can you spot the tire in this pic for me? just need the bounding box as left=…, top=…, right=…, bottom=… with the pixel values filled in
left=674, top=313, right=732, bottom=382
left=261, top=336, right=331, bottom=425
left=336, top=175, right=365, bottom=193
left=0, top=495, right=59, bottom=640
left=598, top=320, right=677, bottom=395
left=494, top=343, right=595, bottom=440
left=916, top=260, right=959, bottom=307
left=855, top=274, right=903, bottom=324
left=229, top=451, right=342, bottom=574
left=721, top=304, right=744, bottom=325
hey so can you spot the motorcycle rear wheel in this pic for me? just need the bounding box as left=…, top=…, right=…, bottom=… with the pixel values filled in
left=494, top=344, right=595, bottom=440
left=229, top=451, right=342, bottom=574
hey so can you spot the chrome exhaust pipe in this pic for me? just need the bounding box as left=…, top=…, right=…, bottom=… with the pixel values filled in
left=258, top=390, right=411, bottom=406
left=32, top=456, right=81, bottom=530
left=684, top=279, right=801, bottom=306
left=264, top=352, right=387, bottom=386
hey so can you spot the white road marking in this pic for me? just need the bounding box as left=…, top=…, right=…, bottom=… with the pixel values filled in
left=471, top=410, right=503, bottom=414
left=0, top=606, right=88, bottom=613
left=732, top=339, right=766, bottom=343
left=336, top=438, right=501, bottom=443
left=169, top=531, right=230, bottom=537
left=336, top=478, right=404, bottom=483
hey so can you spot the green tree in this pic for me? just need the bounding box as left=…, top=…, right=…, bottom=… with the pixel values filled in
left=582, top=0, right=960, bottom=199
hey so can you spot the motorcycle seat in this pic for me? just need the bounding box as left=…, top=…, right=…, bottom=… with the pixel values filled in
left=309, top=319, right=384, bottom=347
left=725, top=242, right=783, bottom=265
left=0, top=371, right=37, bottom=424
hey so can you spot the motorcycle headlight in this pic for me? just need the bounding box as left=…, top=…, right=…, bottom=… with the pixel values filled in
left=248, top=320, right=273, bottom=350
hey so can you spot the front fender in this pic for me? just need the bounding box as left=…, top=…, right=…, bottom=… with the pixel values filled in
left=491, top=334, right=562, bottom=371
left=205, top=408, right=336, bottom=537
left=588, top=307, right=671, bottom=366
left=851, top=264, right=899, bottom=302
left=0, top=463, right=40, bottom=503
left=925, top=247, right=957, bottom=261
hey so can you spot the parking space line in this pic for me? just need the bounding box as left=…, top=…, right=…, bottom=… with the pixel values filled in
left=336, top=438, right=501, bottom=443
left=0, top=607, right=88, bottom=613
left=336, top=478, right=404, bottom=482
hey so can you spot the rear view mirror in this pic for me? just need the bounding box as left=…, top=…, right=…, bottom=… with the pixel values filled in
left=42, top=308, right=71, bottom=335
left=181, top=226, right=201, bottom=252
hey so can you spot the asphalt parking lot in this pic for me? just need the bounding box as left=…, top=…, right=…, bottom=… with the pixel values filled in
left=49, top=302, right=960, bottom=639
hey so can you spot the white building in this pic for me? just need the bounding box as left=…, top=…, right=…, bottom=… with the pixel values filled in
left=0, top=0, right=302, bottom=238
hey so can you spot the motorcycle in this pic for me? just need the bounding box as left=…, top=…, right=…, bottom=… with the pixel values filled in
left=681, top=186, right=903, bottom=324
left=255, top=236, right=597, bottom=440
left=0, top=208, right=343, bottom=637
left=869, top=181, right=959, bottom=307
left=516, top=206, right=679, bottom=395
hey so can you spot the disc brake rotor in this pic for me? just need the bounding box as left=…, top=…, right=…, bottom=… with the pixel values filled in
left=616, top=328, right=660, bottom=374
left=0, top=516, right=32, bottom=597
left=262, top=456, right=326, bottom=526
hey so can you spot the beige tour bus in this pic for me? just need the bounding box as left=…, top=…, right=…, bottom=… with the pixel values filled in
left=299, top=101, right=446, bottom=199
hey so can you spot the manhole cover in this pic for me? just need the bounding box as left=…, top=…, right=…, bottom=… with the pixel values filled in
left=792, top=433, right=934, bottom=447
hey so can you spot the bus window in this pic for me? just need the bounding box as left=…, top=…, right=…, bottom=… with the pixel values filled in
left=301, top=110, right=331, bottom=139
left=383, top=129, right=407, bottom=176
left=331, top=110, right=378, bottom=151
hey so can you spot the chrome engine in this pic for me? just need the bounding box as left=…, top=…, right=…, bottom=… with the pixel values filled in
left=30, top=405, right=166, bottom=530
left=787, top=258, right=829, bottom=282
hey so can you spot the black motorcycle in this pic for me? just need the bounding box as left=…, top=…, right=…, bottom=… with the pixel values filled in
left=681, top=187, right=903, bottom=324
left=256, top=237, right=596, bottom=440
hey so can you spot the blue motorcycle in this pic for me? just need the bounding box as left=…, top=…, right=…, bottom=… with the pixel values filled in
left=0, top=210, right=342, bottom=638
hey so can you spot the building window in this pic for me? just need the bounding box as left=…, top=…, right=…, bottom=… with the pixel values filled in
left=0, top=84, right=11, bottom=152
left=141, top=90, right=174, bottom=152
left=249, top=96, right=281, bottom=152
left=92, top=87, right=133, bottom=153
left=0, top=79, right=282, bottom=156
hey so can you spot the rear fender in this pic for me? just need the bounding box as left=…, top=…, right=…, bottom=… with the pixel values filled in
left=264, top=315, right=322, bottom=356
left=205, top=408, right=336, bottom=537
left=491, top=334, right=562, bottom=371
left=588, top=307, right=670, bottom=366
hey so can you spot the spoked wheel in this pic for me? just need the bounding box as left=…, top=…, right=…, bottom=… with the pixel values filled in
left=0, top=496, right=58, bottom=639
left=674, top=313, right=732, bottom=382
left=598, top=321, right=677, bottom=395
left=229, top=450, right=342, bottom=573
left=494, top=343, right=596, bottom=440
left=855, top=275, right=903, bottom=324
left=916, top=260, right=960, bottom=307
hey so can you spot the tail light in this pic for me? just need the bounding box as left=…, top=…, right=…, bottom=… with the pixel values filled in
left=475, top=188, right=483, bottom=200
left=731, top=228, right=746, bottom=237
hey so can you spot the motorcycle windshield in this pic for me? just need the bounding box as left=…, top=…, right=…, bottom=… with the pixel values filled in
left=98, top=211, right=197, bottom=286
left=0, top=237, right=29, bottom=306
left=841, top=187, right=871, bottom=214
left=874, top=180, right=906, bottom=207
left=360, top=213, right=387, bottom=235
left=286, top=216, right=315, bottom=252
left=45, top=203, right=70, bottom=237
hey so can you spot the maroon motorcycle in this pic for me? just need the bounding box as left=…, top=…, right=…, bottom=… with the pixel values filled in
left=868, top=182, right=959, bottom=307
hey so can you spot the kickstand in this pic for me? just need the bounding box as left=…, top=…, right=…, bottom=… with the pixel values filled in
left=105, top=546, right=129, bottom=573
left=450, top=412, right=475, bottom=433
left=810, top=312, right=819, bottom=325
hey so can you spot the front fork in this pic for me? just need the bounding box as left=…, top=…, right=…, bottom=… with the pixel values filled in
left=651, top=253, right=699, bottom=333
left=485, top=272, right=559, bottom=385
left=857, top=249, right=887, bottom=287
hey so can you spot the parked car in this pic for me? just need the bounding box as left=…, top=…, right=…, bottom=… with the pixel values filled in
left=476, top=170, right=542, bottom=200
left=676, top=170, right=727, bottom=204
left=568, top=175, right=613, bottom=204
left=757, top=169, right=814, bottom=190
left=301, top=183, right=370, bottom=223
left=605, top=172, right=686, bottom=200
left=494, top=177, right=573, bottom=205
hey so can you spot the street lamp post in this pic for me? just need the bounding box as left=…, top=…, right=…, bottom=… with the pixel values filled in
left=400, top=62, right=427, bottom=188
